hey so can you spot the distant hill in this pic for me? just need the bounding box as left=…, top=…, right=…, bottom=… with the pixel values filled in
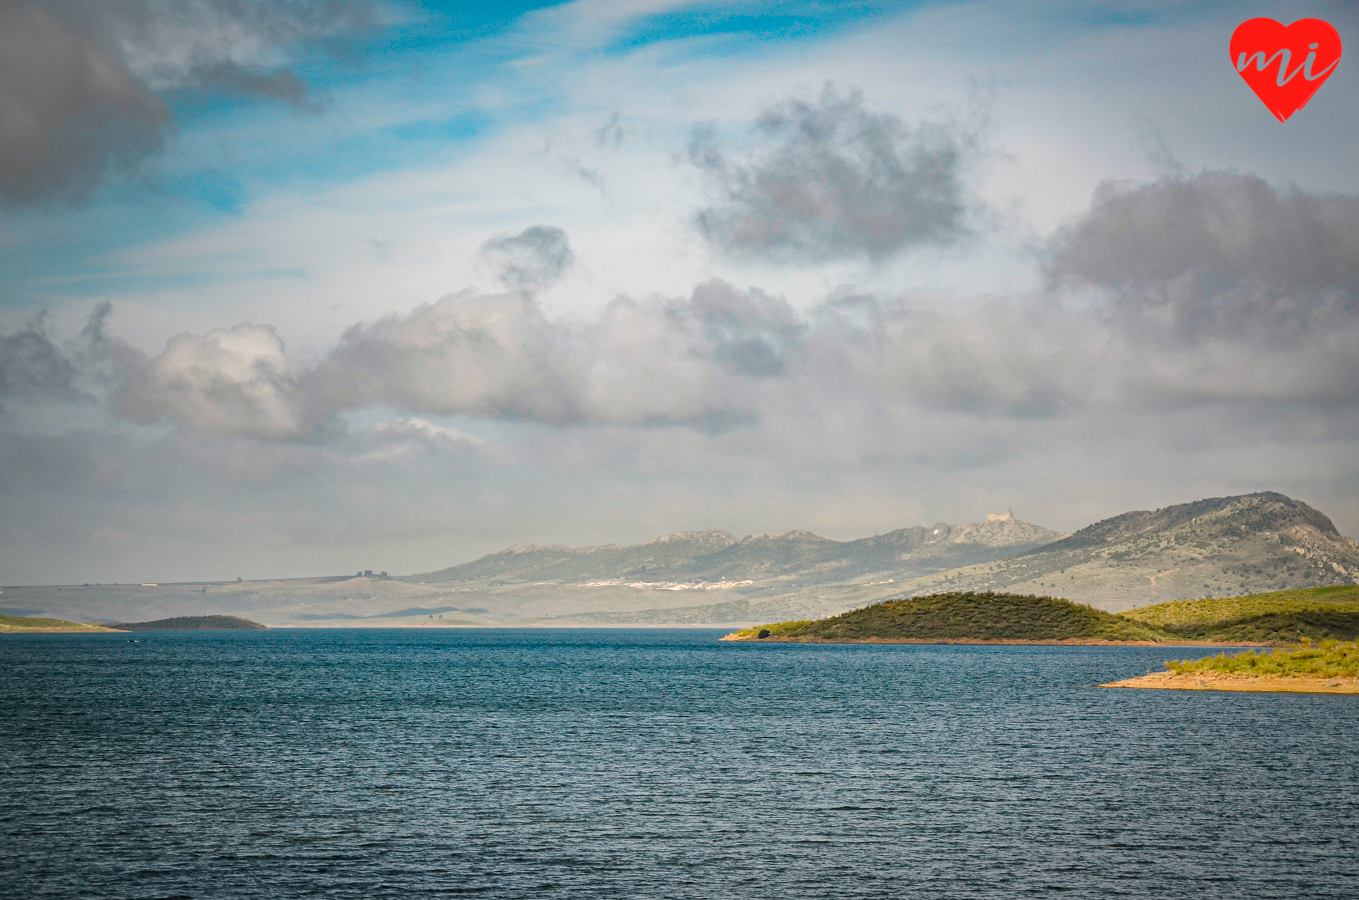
left=0, top=614, right=117, bottom=633
left=723, top=592, right=1166, bottom=643
left=892, top=493, right=1359, bottom=609
left=113, top=615, right=266, bottom=631
left=6, top=493, right=1356, bottom=628
left=411, top=514, right=1065, bottom=587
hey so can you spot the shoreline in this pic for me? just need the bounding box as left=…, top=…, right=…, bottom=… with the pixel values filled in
left=720, top=634, right=1273, bottom=646
left=1101, top=671, right=1359, bottom=693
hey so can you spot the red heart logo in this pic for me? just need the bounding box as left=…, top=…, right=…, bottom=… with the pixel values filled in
left=1230, top=18, right=1342, bottom=121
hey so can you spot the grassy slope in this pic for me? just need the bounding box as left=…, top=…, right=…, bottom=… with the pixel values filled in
left=114, top=615, right=266, bottom=631
left=726, top=592, right=1167, bottom=643
left=1166, top=640, right=1359, bottom=678
left=1121, top=585, right=1359, bottom=642
left=0, top=615, right=117, bottom=633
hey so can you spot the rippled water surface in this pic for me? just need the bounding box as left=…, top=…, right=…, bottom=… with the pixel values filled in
left=3, top=629, right=1357, bottom=898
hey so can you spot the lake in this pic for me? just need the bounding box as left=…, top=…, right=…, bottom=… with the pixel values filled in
left=2, top=629, right=1357, bottom=898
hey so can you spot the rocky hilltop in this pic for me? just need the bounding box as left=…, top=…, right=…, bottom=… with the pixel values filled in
left=894, top=493, right=1359, bottom=609
left=410, top=515, right=1066, bottom=588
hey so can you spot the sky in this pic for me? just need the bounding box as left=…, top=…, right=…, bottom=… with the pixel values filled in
left=2, top=0, right=1357, bottom=584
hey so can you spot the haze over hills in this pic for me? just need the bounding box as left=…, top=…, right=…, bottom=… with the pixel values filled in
left=411, top=512, right=1064, bottom=588
left=4, top=493, right=1356, bottom=627
left=0, top=513, right=1062, bottom=626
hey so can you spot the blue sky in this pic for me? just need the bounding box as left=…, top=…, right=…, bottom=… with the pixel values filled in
left=2, top=0, right=1358, bottom=582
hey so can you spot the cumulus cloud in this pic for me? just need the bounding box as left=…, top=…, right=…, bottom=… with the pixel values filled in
left=479, top=225, right=574, bottom=295
left=1048, top=171, right=1359, bottom=342
left=691, top=85, right=972, bottom=263
left=0, top=302, right=120, bottom=404
left=0, top=0, right=373, bottom=203
left=304, top=281, right=797, bottom=430
left=0, top=313, right=84, bottom=402
left=118, top=323, right=312, bottom=439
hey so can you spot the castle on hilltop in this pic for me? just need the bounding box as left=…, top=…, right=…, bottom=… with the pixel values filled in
left=987, top=509, right=1014, bottom=522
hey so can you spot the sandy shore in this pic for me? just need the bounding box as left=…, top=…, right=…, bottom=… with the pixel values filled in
left=1100, top=671, right=1359, bottom=694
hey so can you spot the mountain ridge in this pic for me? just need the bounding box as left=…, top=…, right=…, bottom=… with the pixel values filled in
left=891, top=492, right=1359, bottom=609
left=408, top=515, right=1066, bottom=588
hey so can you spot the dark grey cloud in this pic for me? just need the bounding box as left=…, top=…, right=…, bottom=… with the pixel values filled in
left=691, top=86, right=972, bottom=262
left=1048, top=171, right=1359, bottom=342
left=0, top=302, right=116, bottom=403
left=0, top=0, right=169, bottom=204
left=0, top=313, right=81, bottom=401
left=0, top=0, right=372, bottom=203
left=479, top=225, right=574, bottom=295
left=682, top=279, right=804, bottom=377
left=186, top=61, right=316, bottom=111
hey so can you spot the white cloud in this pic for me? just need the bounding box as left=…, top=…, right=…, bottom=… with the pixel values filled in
left=118, top=322, right=310, bottom=439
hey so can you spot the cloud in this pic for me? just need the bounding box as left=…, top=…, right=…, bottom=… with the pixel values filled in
left=299, top=279, right=806, bottom=431
left=691, top=85, right=972, bottom=263
left=118, top=323, right=312, bottom=439
left=101, top=0, right=376, bottom=92
left=683, top=278, right=804, bottom=377
left=479, top=225, right=574, bottom=295
left=186, top=60, right=316, bottom=111
left=12, top=170, right=1359, bottom=446
left=0, top=0, right=373, bottom=203
left=0, top=313, right=83, bottom=402
left=0, top=302, right=119, bottom=404
left=1048, top=171, right=1359, bottom=342
left=0, top=0, right=169, bottom=204
left=374, top=417, right=484, bottom=445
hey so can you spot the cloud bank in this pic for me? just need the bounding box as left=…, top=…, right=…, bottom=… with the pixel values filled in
left=9, top=169, right=1357, bottom=451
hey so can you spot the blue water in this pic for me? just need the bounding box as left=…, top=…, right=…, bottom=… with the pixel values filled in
left=2, top=629, right=1357, bottom=899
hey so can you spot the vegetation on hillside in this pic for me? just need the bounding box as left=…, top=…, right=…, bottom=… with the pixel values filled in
left=726, top=592, right=1167, bottom=642
left=1166, top=640, right=1359, bottom=679
left=114, top=615, right=266, bottom=631
left=1122, top=586, right=1359, bottom=643
left=0, top=615, right=116, bottom=633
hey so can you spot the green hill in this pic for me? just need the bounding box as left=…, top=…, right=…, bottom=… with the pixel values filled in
left=723, top=592, right=1166, bottom=643
left=113, top=615, right=266, bottom=631
left=0, top=614, right=118, bottom=633
left=1165, top=640, right=1359, bottom=679
left=1122, top=586, right=1359, bottom=643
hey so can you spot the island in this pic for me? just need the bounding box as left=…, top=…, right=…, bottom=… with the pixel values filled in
left=1101, top=640, right=1359, bottom=694
left=112, top=615, right=267, bottom=631
left=0, top=614, right=267, bottom=632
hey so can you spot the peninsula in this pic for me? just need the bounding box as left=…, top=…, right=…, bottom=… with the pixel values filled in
left=721, top=592, right=1170, bottom=644
left=1101, top=640, right=1359, bottom=694
left=722, top=585, right=1359, bottom=646
left=0, top=614, right=120, bottom=633
left=0, top=614, right=266, bottom=633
